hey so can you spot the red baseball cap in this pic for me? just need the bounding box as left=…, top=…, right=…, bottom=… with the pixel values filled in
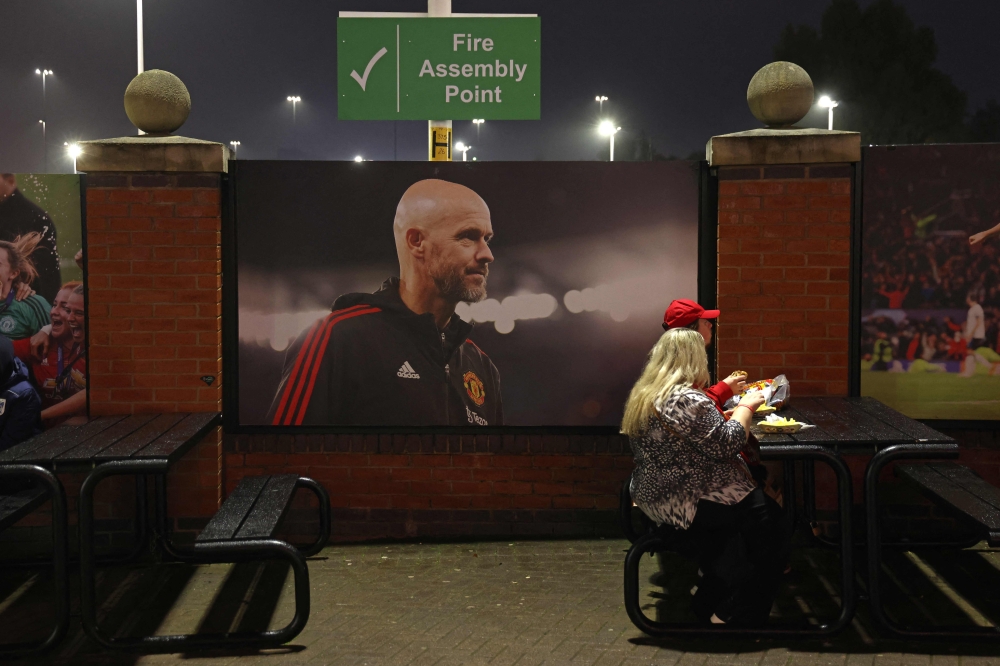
left=662, top=299, right=721, bottom=330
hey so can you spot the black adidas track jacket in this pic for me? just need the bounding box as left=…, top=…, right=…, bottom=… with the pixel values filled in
left=268, top=278, right=503, bottom=426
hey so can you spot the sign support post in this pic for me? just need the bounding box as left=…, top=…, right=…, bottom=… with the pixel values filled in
left=428, top=0, right=452, bottom=161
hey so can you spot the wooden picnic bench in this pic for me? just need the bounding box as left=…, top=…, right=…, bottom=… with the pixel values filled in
left=79, top=464, right=331, bottom=651
left=619, top=396, right=966, bottom=639
left=620, top=444, right=855, bottom=638
left=0, top=412, right=332, bottom=653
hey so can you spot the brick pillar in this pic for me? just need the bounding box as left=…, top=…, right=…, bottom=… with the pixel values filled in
left=77, top=137, right=228, bottom=523
left=707, top=129, right=861, bottom=395
left=85, top=173, right=222, bottom=412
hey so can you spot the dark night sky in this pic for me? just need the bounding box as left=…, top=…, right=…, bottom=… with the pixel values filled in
left=2, top=0, right=999, bottom=172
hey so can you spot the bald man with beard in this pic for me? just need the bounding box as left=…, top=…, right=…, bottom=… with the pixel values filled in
left=268, top=179, right=503, bottom=426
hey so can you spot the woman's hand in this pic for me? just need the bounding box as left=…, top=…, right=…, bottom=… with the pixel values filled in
left=14, top=282, right=35, bottom=302
left=30, top=329, right=51, bottom=361
left=738, top=392, right=766, bottom=412
left=730, top=391, right=765, bottom=432
left=722, top=371, right=747, bottom=394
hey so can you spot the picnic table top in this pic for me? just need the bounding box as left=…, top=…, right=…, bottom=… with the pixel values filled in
left=752, top=396, right=955, bottom=452
left=0, top=412, right=221, bottom=470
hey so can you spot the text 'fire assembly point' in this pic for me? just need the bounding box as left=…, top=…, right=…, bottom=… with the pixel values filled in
left=337, top=17, right=541, bottom=120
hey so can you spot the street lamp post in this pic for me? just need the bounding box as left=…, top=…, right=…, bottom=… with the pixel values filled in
left=35, top=69, right=53, bottom=114
left=38, top=120, right=46, bottom=171
left=473, top=119, right=484, bottom=138
left=229, top=141, right=241, bottom=158
left=286, top=96, right=301, bottom=127
left=65, top=142, right=82, bottom=174
left=136, top=0, right=145, bottom=134
left=595, top=95, right=608, bottom=114
left=455, top=142, right=472, bottom=161
left=598, top=121, right=620, bottom=162
left=818, top=95, right=839, bottom=131
left=35, top=69, right=53, bottom=170
left=136, top=0, right=144, bottom=74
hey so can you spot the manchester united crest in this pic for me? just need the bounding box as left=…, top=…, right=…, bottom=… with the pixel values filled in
left=463, top=371, right=486, bottom=406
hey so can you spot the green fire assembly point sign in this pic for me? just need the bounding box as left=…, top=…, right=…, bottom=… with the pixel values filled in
left=337, top=17, right=541, bottom=120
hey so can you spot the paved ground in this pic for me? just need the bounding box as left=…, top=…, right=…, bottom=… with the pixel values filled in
left=4, top=538, right=1000, bottom=665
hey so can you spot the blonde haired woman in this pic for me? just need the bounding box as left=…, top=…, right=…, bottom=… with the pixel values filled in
left=622, top=328, right=785, bottom=626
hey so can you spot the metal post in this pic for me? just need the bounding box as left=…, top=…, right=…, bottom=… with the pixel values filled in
left=137, top=0, right=144, bottom=135
left=39, top=120, right=46, bottom=172
left=610, top=134, right=615, bottom=162
left=0, top=465, right=69, bottom=657
left=622, top=444, right=856, bottom=638
left=428, top=0, right=452, bottom=161
left=137, top=0, right=144, bottom=75
left=828, top=106, right=834, bottom=131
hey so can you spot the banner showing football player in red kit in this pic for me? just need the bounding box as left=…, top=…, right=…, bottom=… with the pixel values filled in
left=861, top=145, right=1000, bottom=420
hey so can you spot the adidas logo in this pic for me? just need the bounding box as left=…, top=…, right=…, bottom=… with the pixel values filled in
left=396, top=361, right=420, bottom=379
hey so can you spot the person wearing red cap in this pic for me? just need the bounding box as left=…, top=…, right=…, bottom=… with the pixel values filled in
left=660, top=299, right=790, bottom=585
left=663, top=299, right=746, bottom=411
left=664, top=299, right=788, bottom=513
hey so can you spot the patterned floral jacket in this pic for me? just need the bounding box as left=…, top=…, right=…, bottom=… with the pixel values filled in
left=628, top=388, right=755, bottom=529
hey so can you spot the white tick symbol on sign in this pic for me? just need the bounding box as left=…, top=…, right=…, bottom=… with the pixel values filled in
left=351, top=47, right=388, bottom=91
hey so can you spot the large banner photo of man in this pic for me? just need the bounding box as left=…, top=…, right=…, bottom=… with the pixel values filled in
left=0, top=174, right=85, bottom=435
left=236, top=162, right=699, bottom=427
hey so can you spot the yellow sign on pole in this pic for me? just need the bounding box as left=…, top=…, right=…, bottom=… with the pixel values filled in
left=429, top=122, right=452, bottom=161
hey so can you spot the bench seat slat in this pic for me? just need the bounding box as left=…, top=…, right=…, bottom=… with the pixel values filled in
left=236, top=475, right=300, bottom=540
left=929, top=463, right=1000, bottom=514
left=197, top=476, right=270, bottom=542
left=0, top=487, right=48, bottom=531
left=897, top=464, right=1000, bottom=541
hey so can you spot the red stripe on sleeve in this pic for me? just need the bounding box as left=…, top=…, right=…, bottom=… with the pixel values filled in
left=291, top=307, right=381, bottom=425
left=465, top=338, right=490, bottom=358
left=270, top=304, right=370, bottom=425
left=271, top=320, right=324, bottom=425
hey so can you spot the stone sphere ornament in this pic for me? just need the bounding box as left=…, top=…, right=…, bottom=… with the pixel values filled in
left=746, top=62, right=815, bottom=128
left=124, top=69, right=191, bottom=134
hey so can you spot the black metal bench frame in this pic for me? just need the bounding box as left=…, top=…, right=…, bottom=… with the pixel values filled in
left=866, top=446, right=1000, bottom=640
left=79, top=460, right=330, bottom=652
left=0, top=465, right=69, bottom=657
left=622, top=444, right=856, bottom=637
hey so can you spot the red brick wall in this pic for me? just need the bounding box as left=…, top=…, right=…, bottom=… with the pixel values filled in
left=83, top=172, right=223, bottom=520
left=85, top=173, right=222, bottom=414
left=716, top=164, right=852, bottom=395
left=223, top=433, right=632, bottom=541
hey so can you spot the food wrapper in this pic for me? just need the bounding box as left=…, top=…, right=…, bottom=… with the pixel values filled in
left=724, top=374, right=791, bottom=411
